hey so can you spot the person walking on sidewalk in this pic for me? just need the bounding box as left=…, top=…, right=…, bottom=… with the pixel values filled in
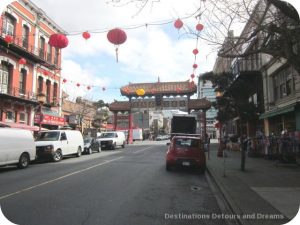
left=241, top=134, right=249, bottom=171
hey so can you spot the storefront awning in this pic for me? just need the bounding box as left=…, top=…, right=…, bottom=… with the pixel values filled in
left=0, top=122, right=47, bottom=131
left=259, top=104, right=295, bottom=120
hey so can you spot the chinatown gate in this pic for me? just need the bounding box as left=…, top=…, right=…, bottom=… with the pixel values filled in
left=108, top=80, right=211, bottom=143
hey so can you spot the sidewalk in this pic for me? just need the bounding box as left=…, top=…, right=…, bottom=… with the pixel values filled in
left=206, top=143, right=300, bottom=225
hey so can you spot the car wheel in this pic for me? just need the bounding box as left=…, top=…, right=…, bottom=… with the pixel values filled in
left=88, top=147, right=92, bottom=155
left=76, top=147, right=82, bottom=157
left=198, top=165, right=206, bottom=174
left=122, top=141, right=125, bottom=148
left=18, top=153, right=30, bottom=169
left=112, top=143, right=116, bottom=150
left=53, top=150, right=62, bottom=162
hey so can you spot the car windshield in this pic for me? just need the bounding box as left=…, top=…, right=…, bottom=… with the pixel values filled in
left=99, top=133, right=115, bottom=138
left=36, top=131, right=60, bottom=141
left=84, top=138, right=92, bottom=144
left=175, top=138, right=200, bottom=148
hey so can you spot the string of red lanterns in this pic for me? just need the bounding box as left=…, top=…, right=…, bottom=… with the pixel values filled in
left=7, top=14, right=205, bottom=94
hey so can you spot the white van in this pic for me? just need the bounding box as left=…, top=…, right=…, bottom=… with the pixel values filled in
left=35, top=130, right=84, bottom=162
left=97, top=131, right=126, bottom=150
left=0, top=128, right=36, bottom=169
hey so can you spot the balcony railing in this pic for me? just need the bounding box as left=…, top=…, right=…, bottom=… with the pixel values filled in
left=0, top=27, right=58, bottom=67
left=0, top=84, right=37, bottom=101
left=231, top=58, right=261, bottom=74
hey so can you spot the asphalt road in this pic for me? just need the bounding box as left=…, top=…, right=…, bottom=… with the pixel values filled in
left=0, top=141, right=226, bottom=225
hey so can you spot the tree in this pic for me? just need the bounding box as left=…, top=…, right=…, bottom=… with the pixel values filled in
left=110, top=0, right=300, bottom=74
left=93, top=100, right=108, bottom=109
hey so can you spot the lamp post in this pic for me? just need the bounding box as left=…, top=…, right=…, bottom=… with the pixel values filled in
left=215, top=91, right=225, bottom=157
left=37, top=93, right=46, bottom=132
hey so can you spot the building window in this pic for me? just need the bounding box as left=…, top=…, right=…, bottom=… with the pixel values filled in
left=46, top=80, right=51, bottom=103
left=54, top=48, right=59, bottom=65
left=39, top=36, right=45, bottom=58
left=0, top=63, right=9, bottom=94
left=53, top=82, right=58, bottom=101
left=3, top=13, right=15, bottom=35
left=19, top=112, right=27, bottom=124
left=22, top=25, right=29, bottom=49
left=38, top=76, right=43, bottom=94
left=19, top=69, right=27, bottom=95
left=273, top=66, right=295, bottom=101
left=47, top=44, right=52, bottom=63
left=6, top=111, right=14, bottom=122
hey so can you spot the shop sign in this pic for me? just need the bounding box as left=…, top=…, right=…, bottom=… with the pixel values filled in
left=34, top=114, right=65, bottom=126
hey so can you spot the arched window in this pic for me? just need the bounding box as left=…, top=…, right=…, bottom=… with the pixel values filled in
left=3, top=13, right=15, bottom=35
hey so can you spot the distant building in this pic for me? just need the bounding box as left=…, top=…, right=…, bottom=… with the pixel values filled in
left=61, top=94, right=97, bottom=133
left=197, top=79, right=217, bottom=138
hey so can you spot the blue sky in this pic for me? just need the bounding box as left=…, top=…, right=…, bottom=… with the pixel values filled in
left=1, top=0, right=300, bottom=103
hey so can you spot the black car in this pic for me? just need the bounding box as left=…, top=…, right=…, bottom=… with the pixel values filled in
left=83, top=137, right=101, bottom=154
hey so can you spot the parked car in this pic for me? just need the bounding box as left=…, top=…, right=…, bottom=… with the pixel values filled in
left=84, top=137, right=101, bottom=154
left=156, top=135, right=170, bottom=141
left=97, top=131, right=126, bottom=150
left=166, top=136, right=206, bottom=172
left=0, top=128, right=36, bottom=169
left=35, top=130, right=84, bottom=162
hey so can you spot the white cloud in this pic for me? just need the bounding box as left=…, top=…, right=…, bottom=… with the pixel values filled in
left=61, top=59, right=109, bottom=101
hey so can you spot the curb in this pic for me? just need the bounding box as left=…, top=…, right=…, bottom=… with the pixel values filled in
left=206, top=165, right=253, bottom=225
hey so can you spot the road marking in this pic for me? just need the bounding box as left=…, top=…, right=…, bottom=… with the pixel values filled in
left=132, top=146, right=154, bottom=154
left=0, top=156, right=124, bottom=201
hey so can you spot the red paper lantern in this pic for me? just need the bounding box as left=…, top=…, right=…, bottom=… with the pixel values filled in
left=176, top=87, right=182, bottom=93
left=82, top=31, right=91, bottom=40
left=87, top=86, right=91, bottom=90
left=196, top=23, right=204, bottom=31
left=192, top=49, right=199, bottom=55
left=193, top=64, right=198, bottom=69
left=43, top=70, right=49, bottom=76
left=174, top=19, right=183, bottom=29
left=76, top=83, right=80, bottom=87
left=107, top=28, right=127, bottom=62
left=18, top=58, right=26, bottom=65
left=48, top=33, right=69, bottom=49
left=191, top=74, right=195, bottom=79
left=4, top=35, right=13, bottom=44
left=62, top=78, right=67, bottom=83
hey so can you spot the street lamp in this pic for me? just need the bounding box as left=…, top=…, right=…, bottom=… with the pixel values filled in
left=37, top=93, right=46, bottom=132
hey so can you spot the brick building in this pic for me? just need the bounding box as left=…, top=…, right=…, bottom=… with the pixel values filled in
left=0, top=0, right=66, bottom=131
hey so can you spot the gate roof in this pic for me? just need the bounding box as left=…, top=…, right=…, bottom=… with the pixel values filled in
left=120, top=80, right=197, bottom=97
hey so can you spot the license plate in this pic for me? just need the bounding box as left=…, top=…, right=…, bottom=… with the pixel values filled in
left=182, top=161, right=190, bottom=166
